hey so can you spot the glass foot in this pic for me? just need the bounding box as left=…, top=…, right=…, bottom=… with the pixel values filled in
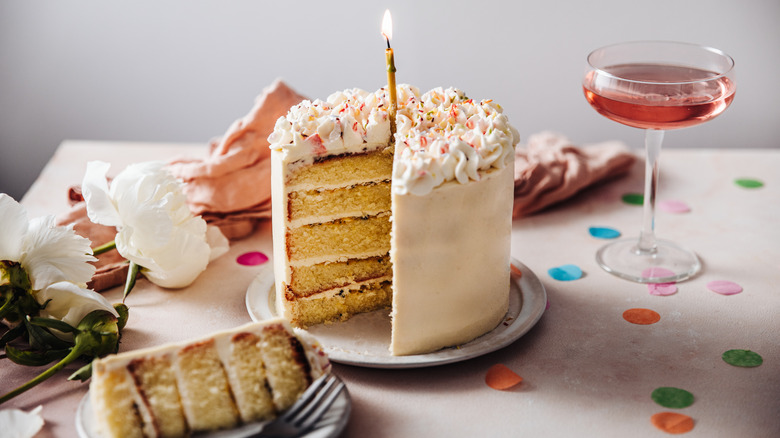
left=596, top=238, right=701, bottom=283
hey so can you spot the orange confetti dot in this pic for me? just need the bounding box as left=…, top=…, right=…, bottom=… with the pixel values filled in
left=622, top=308, right=661, bottom=325
left=510, top=264, right=523, bottom=277
left=651, top=412, right=695, bottom=434
left=485, top=364, right=523, bottom=390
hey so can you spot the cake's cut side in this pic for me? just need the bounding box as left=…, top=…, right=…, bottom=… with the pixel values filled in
left=89, top=319, right=329, bottom=438
left=126, top=355, right=188, bottom=437
left=272, top=147, right=395, bottom=328
left=225, top=332, right=275, bottom=423
left=175, top=340, right=240, bottom=431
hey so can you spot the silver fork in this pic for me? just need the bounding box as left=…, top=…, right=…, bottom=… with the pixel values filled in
left=253, top=373, right=346, bottom=437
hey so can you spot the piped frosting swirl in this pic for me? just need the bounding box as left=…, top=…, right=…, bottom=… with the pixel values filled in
left=269, top=85, right=518, bottom=195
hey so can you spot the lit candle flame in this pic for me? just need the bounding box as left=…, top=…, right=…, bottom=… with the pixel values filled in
left=382, top=9, right=393, bottom=44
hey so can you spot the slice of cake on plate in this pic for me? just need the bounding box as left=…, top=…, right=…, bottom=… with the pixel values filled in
left=269, top=85, right=518, bottom=355
left=89, top=318, right=329, bottom=437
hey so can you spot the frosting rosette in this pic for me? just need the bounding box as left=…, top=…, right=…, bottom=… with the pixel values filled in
left=268, top=84, right=518, bottom=195
left=392, top=87, right=519, bottom=195
left=268, top=85, right=420, bottom=164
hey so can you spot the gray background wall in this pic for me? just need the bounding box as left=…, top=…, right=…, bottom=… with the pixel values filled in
left=2, top=0, right=778, bottom=201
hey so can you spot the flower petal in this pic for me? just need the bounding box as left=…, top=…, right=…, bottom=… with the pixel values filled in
left=21, top=217, right=96, bottom=290
left=0, top=405, right=44, bottom=438
left=35, top=281, right=118, bottom=340
left=0, top=194, right=28, bottom=262
left=82, top=161, right=123, bottom=228
left=206, top=225, right=229, bottom=262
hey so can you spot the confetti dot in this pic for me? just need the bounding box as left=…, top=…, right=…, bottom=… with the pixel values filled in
left=659, top=200, right=691, bottom=214
left=547, top=264, right=583, bottom=281
left=510, top=264, right=523, bottom=278
left=652, top=387, right=694, bottom=409
left=236, top=251, right=269, bottom=266
left=622, top=193, right=644, bottom=205
left=651, top=412, right=695, bottom=434
left=706, top=280, right=742, bottom=295
left=722, top=349, right=763, bottom=368
left=642, top=267, right=676, bottom=280
left=648, top=282, right=678, bottom=296
left=734, top=178, right=764, bottom=189
left=485, top=364, right=523, bottom=390
left=588, top=226, right=621, bottom=239
left=623, top=308, right=661, bottom=325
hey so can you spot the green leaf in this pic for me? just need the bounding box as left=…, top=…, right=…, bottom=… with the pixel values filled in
left=68, top=361, right=93, bottom=382
left=0, top=324, right=26, bottom=348
left=28, top=316, right=78, bottom=334
left=5, top=344, right=70, bottom=367
left=24, top=318, right=72, bottom=350
left=122, top=261, right=141, bottom=303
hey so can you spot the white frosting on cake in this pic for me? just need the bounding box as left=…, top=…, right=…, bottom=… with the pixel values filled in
left=393, top=87, right=518, bottom=196
left=389, top=165, right=514, bottom=355
left=268, top=85, right=419, bottom=167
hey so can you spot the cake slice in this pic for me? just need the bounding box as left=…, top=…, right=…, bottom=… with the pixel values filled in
left=90, top=319, right=329, bottom=438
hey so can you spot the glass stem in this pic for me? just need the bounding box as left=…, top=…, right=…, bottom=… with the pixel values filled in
left=638, top=129, right=664, bottom=254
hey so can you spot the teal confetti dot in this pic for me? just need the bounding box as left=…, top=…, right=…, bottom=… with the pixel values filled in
left=548, top=264, right=583, bottom=281
left=621, top=193, right=644, bottom=205
left=722, top=349, right=763, bottom=368
left=651, top=387, right=694, bottom=409
left=734, top=178, right=764, bottom=189
left=588, top=226, right=621, bottom=239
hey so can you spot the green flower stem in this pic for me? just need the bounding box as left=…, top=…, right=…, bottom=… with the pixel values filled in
left=92, top=240, right=117, bottom=256
left=0, top=343, right=86, bottom=405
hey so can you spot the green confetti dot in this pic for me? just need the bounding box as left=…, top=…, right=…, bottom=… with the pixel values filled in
left=621, top=193, right=644, bottom=205
left=722, top=349, right=763, bottom=367
left=651, top=387, right=694, bottom=409
left=734, top=178, right=764, bottom=189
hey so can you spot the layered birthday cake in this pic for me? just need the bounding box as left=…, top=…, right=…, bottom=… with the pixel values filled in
left=269, top=85, right=518, bottom=355
left=89, top=319, right=329, bottom=437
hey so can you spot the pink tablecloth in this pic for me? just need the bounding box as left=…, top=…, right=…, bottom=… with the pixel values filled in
left=6, top=140, right=780, bottom=437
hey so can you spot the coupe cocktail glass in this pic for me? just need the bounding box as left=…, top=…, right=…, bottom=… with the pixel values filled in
left=583, top=41, right=735, bottom=283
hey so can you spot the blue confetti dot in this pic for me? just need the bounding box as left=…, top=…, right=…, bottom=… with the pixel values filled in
left=588, top=226, right=621, bottom=239
left=548, top=264, right=583, bottom=281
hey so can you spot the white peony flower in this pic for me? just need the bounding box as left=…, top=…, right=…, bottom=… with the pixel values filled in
left=34, top=281, right=118, bottom=340
left=0, top=194, right=96, bottom=290
left=82, top=161, right=228, bottom=289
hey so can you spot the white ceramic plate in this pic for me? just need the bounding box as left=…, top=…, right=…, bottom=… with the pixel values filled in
left=76, top=375, right=351, bottom=438
left=246, top=258, right=547, bottom=369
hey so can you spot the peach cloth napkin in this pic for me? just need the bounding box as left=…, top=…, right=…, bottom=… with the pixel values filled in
left=166, top=79, right=308, bottom=240
left=512, top=131, right=636, bottom=218
left=58, top=81, right=635, bottom=291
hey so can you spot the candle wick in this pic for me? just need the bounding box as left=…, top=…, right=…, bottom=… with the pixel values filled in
left=385, top=37, right=391, bottom=50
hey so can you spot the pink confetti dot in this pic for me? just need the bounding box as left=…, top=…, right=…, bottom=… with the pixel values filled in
left=706, top=280, right=743, bottom=295
left=641, top=267, right=676, bottom=279
left=648, top=282, right=678, bottom=296
left=236, top=251, right=269, bottom=266
left=658, top=200, right=691, bottom=214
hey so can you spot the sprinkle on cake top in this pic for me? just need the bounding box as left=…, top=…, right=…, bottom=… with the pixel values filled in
left=393, top=87, right=518, bottom=195
left=269, top=85, right=518, bottom=195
